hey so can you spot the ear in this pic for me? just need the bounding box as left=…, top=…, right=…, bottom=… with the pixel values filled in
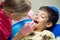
left=46, top=22, right=53, bottom=28
left=10, top=13, right=14, bottom=17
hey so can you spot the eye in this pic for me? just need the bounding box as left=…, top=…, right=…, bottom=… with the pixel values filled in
left=21, top=1, right=25, bottom=3
left=35, top=13, right=38, bottom=16
left=41, top=15, right=45, bottom=18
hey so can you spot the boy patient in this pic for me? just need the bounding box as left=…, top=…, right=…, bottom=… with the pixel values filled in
left=20, top=6, right=59, bottom=40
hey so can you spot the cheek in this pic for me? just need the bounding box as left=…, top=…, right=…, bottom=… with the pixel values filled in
left=39, top=18, right=48, bottom=23
left=39, top=20, right=46, bottom=24
left=38, top=20, right=47, bottom=27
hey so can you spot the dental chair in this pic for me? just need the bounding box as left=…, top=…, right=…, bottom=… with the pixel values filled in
left=49, top=6, right=60, bottom=38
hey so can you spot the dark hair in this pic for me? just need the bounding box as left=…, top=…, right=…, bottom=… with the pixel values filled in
left=3, top=0, right=31, bottom=13
left=0, top=5, right=3, bottom=8
left=39, top=6, right=59, bottom=26
left=0, top=2, right=4, bottom=8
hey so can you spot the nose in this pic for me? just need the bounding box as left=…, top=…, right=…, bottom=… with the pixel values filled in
left=35, top=16, right=38, bottom=19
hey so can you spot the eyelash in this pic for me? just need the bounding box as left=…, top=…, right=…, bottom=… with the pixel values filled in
left=41, top=15, right=45, bottom=18
left=36, top=14, right=38, bottom=16
left=35, top=13, right=45, bottom=19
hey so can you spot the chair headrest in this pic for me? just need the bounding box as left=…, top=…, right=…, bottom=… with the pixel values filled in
left=49, top=6, right=59, bottom=18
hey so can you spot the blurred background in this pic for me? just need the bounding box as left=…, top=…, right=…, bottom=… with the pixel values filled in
left=0, top=0, right=60, bottom=24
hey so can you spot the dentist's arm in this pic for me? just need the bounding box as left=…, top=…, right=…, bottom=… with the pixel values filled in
left=12, top=22, right=36, bottom=40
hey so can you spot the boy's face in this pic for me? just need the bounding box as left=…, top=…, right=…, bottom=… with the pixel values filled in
left=34, top=10, right=49, bottom=30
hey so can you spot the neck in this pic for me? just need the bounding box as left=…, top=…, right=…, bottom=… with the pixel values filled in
left=34, top=28, right=44, bottom=32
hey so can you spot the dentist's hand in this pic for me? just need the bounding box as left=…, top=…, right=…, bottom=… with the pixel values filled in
left=20, top=21, right=36, bottom=36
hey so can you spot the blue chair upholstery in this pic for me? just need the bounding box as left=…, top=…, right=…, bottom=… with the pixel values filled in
left=8, top=19, right=32, bottom=40
left=50, top=24, right=60, bottom=37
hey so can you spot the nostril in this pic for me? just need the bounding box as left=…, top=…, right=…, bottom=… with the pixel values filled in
left=35, top=16, right=38, bottom=19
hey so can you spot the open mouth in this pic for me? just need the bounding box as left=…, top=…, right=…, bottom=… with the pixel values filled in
left=34, top=20, right=39, bottom=24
